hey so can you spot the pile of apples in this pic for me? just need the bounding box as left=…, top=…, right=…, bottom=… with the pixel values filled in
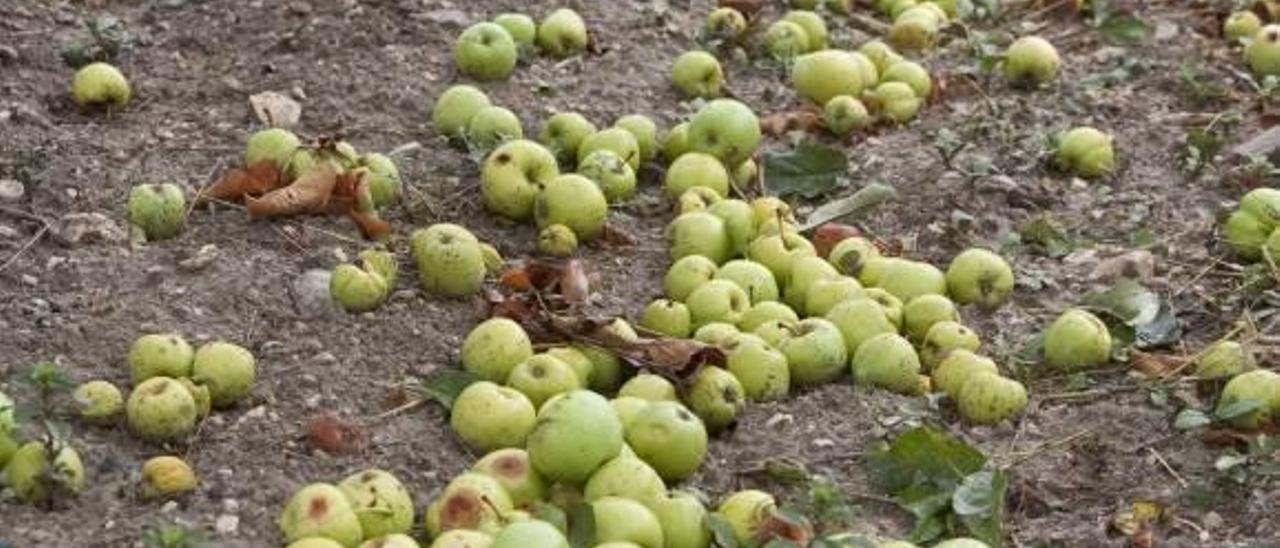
left=453, top=9, right=590, bottom=82
left=1227, top=10, right=1280, bottom=79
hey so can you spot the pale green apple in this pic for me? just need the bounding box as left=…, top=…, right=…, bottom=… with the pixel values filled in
left=451, top=381, right=537, bottom=451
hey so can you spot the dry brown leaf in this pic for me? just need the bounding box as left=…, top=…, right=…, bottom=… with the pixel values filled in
left=348, top=209, right=391, bottom=240
left=306, top=413, right=367, bottom=455
left=1130, top=351, right=1187, bottom=378
left=811, top=223, right=863, bottom=259
left=761, top=110, right=825, bottom=136
left=561, top=258, right=591, bottom=305
left=199, top=161, right=284, bottom=205
left=599, top=222, right=638, bottom=246
left=756, top=510, right=814, bottom=546
left=246, top=163, right=337, bottom=217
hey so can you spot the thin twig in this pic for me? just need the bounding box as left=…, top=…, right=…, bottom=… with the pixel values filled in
left=1146, top=447, right=1188, bottom=488
left=373, top=398, right=427, bottom=422
left=0, top=207, right=52, bottom=273
left=1003, top=429, right=1094, bottom=467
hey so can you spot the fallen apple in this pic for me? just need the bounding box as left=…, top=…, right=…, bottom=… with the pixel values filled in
left=781, top=10, right=828, bottom=51
left=780, top=318, right=848, bottom=386
left=507, top=353, right=583, bottom=409
left=539, top=112, right=597, bottom=164
left=482, top=140, right=560, bottom=221
left=707, top=7, right=749, bottom=40
left=5, top=441, right=85, bottom=504
left=450, top=381, right=537, bottom=451
left=641, top=299, right=694, bottom=338
left=126, top=376, right=198, bottom=442
left=665, top=152, right=730, bottom=199
left=857, top=40, right=903, bottom=75
left=663, top=123, right=692, bottom=165
left=434, top=86, right=492, bottom=140
left=1225, top=11, right=1263, bottom=42
left=956, top=372, right=1027, bottom=425
left=473, top=448, right=548, bottom=508
left=71, top=62, right=131, bottom=107
left=454, top=22, right=518, bottom=81
left=361, top=534, right=421, bottom=548
left=803, top=276, right=864, bottom=317
left=671, top=50, right=725, bottom=99
left=579, top=149, right=637, bottom=203
left=1246, top=25, right=1280, bottom=77
left=593, top=496, right=665, bottom=548
left=615, top=114, right=659, bottom=163
left=537, top=224, right=579, bottom=258
left=824, top=95, right=872, bottom=136
left=494, top=13, right=537, bottom=53
left=693, top=322, right=742, bottom=346
left=687, top=366, right=746, bottom=432
left=1053, top=126, right=1115, bottom=179
left=141, top=455, right=198, bottom=499
left=687, top=99, right=762, bottom=168
left=467, top=106, right=524, bottom=151
left=783, top=256, right=840, bottom=311
left=881, top=60, right=932, bottom=98
left=875, top=259, right=946, bottom=303
left=338, top=469, right=415, bottom=538
left=1002, top=36, right=1060, bottom=87
left=716, top=259, right=780, bottom=304
left=527, top=390, right=624, bottom=484
left=708, top=199, right=757, bottom=258
left=537, top=8, right=589, bottom=58
left=425, top=472, right=514, bottom=536
left=584, top=454, right=667, bottom=503
left=625, top=401, right=708, bottom=481
left=737, top=301, right=800, bottom=332
left=126, top=184, right=186, bottom=243
left=411, top=224, right=487, bottom=296
left=919, top=320, right=982, bottom=371
left=647, top=491, right=711, bottom=548
left=331, top=263, right=389, bottom=313
left=716, top=490, right=776, bottom=543
left=932, top=349, right=1000, bottom=398
left=747, top=233, right=816, bottom=286
left=427, top=529, right=492, bottom=548
left=1216, top=370, right=1280, bottom=429
left=765, top=20, right=811, bottom=60
left=579, top=127, right=642, bottom=171
left=687, top=279, right=751, bottom=327
left=73, top=379, right=123, bottom=425
left=491, top=520, right=569, bottom=548
left=866, top=81, right=922, bottom=123
left=462, top=318, right=534, bottom=383
left=1043, top=308, right=1112, bottom=370
left=852, top=333, right=923, bottom=394
left=278, top=483, right=365, bottom=547
left=669, top=211, right=733, bottom=265
left=619, top=374, right=679, bottom=402
left=946, top=248, right=1015, bottom=308
left=178, top=378, right=211, bottom=419
left=725, top=335, right=790, bottom=401
left=901, top=294, right=959, bottom=343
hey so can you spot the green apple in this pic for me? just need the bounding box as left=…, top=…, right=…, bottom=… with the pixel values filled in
left=751, top=319, right=794, bottom=348
left=128, top=333, right=194, bottom=383
left=671, top=51, right=724, bottom=99
left=784, top=256, right=839, bottom=310
left=1043, top=309, right=1112, bottom=370
left=852, top=333, right=922, bottom=394
left=1241, top=187, right=1280, bottom=229
left=881, top=60, right=932, bottom=98
left=687, top=366, right=745, bottom=432
left=574, top=343, right=627, bottom=393
left=538, top=8, right=589, bottom=58
left=615, top=114, right=659, bottom=163
left=932, top=349, right=999, bottom=398
left=244, top=127, right=301, bottom=173
left=1225, top=11, right=1263, bottom=42
left=579, top=127, right=642, bottom=171
left=540, top=111, right=598, bottom=166
left=451, top=381, right=537, bottom=451
left=626, top=401, right=708, bottom=481
left=1196, top=340, right=1257, bottom=379
left=664, top=255, right=719, bottom=301
left=946, top=248, right=1015, bottom=308
left=536, top=174, right=608, bottom=241
left=866, top=81, right=922, bottom=123
left=716, top=260, right=779, bottom=304
left=72, top=380, right=123, bottom=425
left=708, top=200, right=757, bottom=258
left=538, top=224, right=579, bottom=258
left=357, top=153, right=401, bottom=207
left=468, top=106, right=524, bottom=151
left=765, top=20, right=811, bottom=60
left=190, top=341, right=256, bottom=408
left=901, top=294, right=958, bottom=342
left=279, top=483, right=364, bottom=547
left=861, top=287, right=905, bottom=328
left=612, top=396, right=651, bottom=430
left=527, top=390, right=624, bottom=484
left=71, top=62, right=131, bottom=107
left=507, top=354, right=582, bottom=409
left=648, top=491, right=711, bottom=548
left=494, top=13, right=537, bottom=52
left=1054, top=126, right=1115, bottom=179
left=738, top=301, right=799, bottom=332
left=1002, top=36, right=1059, bottom=87
left=1216, top=369, right=1280, bottom=429
left=749, top=197, right=794, bottom=228
left=433, top=85, right=492, bottom=140
left=716, top=490, right=776, bottom=543
left=128, top=183, right=187, bottom=242
left=663, top=123, right=692, bottom=165
left=331, top=264, right=388, bottom=313
left=687, top=99, right=761, bottom=168
left=888, top=8, right=942, bottom=51
left=426, top=472, right=514, bottom=536
left=825, top=298, right=897, bottom=357
left=857, top=256, right=896, bottom=287
left=732, top=159, right=758, bottom=190
left=428, top=530, right=492, bottom=548
left=492, top=521, right=568, bottom=548
left=919, top=321, right=981, bottom=370
left=5, top=441, right=86, bottom=504
left=642, top=299, right=694, bottom=338
left=543, top=347, right=594, bottom=386
left=360, top=535, right=420, bottom=548
left=803, top=277, right=864, bottom=317
left=454, top=22, right=518, bottom=81
left=875, top=259, right=946, bottom=302
left=462, top=318, right=534, bottom=383
left=584, top=455, right=668, bottom=503
left=482, top=140, right=560, bottom=221
left=693, top=322, right=741, bottom=346
left=779, top=318, right=848, bottom=385
left=678, top=186, right=723, bottom=214
left=594, top=497, right=665, bottom=548
left=411, top=224, right=486, bottom=296
left=619, top=374, right=678, bottom=402
left=747, top=233, right=817, bottom=286
left=781, top=10, right=828, bottom=51
left=473, top=448, right=548, bottom=508
left=668, top=211, right=733, bottom=265
left=707, top=7, right=749, bottom=40
left=857, top=40, right=903, bottom=75
left=1247, top=26, right=1280, bottom=76
left=338, top=469, right=414, bottom=538
left=793, top=50, right=872, bottom=105
left=357, top=249, right=398, bottom=291
left=824, top=95, right=872, bottom=136
left=666, top=152, right=730, bottom=198
left=687, top=279, right=751, bottom=327
left=579, top=149, right=637, bottom=203
left=725, top=335, right=790, bottom=401
left=957, top=373, right=1027, bottom=425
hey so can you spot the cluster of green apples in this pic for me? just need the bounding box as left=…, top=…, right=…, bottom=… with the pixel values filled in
left=331, top=223, right=501, bottom=310
left=71, top=61, right=132, bottom=108
left=874, top=0, right=956, bottom=51
left=430, top=85, right=526, bottom=152
left=0, top=390, right=87, bottom=505
left=1223, top=188, right=1280, bottom=263
left=278, top=469, right=417, bottom=547
left=453, top=9, right=589, bottom=82
left=244, top=128, right=404, bottom=208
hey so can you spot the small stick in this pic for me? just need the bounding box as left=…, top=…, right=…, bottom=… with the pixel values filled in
left=1147, top=447, right=1188, bottom=488
left=0, top=214, right=51, bottom=273
left=373, top=398, right=427, bottom=422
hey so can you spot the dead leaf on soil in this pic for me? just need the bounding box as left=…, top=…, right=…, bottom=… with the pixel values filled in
left=249, top=91, right=302, bottom=128
left=755, top=510, right=814, bottom=546
left=1109, top=500, right=1164, bottom=545
left=199, top=161, right=284, bottom=205
left=560, top=259, right=591, bottom=305
left=246, top=163, right=338, bottom=217
left=1130, top=351, right=1187, bottom=378
left=599, top=223, right=637, bottom=246
left=306, top=413, right=367, bottom=455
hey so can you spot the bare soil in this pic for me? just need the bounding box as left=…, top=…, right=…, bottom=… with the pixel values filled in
left=0, top=1, right=1277, bottom=547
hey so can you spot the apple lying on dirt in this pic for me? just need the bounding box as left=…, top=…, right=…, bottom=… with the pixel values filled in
left=278, top=483, right=365, bottom=547
left=1216, top=369, right=1280, bottom=429
left=665, top=152, right=729, bottom=199
left=1054, top=126, right=1115, bottom=179
left=338, top=469, right=415, bottom=538
left=1246, top=25, right=1280, bottom=77
left=857, top=40, right=903, bottom=75
left=507, top=353, right=582, bottom=409
left=669, top=211, right=732, bottom=264
left=733, top=159, right=758, bottom=188
left=663, top=123, right=692, bottom=165
left=427, top=529, right=492, bottom=548
left=450, top=381, right=536, bottom=451
left=707, top=7, right=749, bottom=40
left=678, top=186, right=723, bottom=213
left=738, top=301, right=799, bottom=332
left=779, top=318, right=848, bottom=386
left=453, top=22, right=518, bottom=81
left=648, top=491, right=711, bottom=548
left=693, top=322, right=741, bottom=346
left=725, top=335, right=790, bottom=401
left=824, top=95, right=872, bottom=136
left=853, top=333, right=923, bottom=394
left=876, top=259, right=946, bottom=303
left=537, top=224, right=578, bottom=257
left=827, top=236, right=880, bottom=276
left=1240, top=187, right=1280, bottom=228
left=716, top=490, right=777, bottom=543
left=919, top=320, right=982, bottom=370
left=614, top=114, right=659, bottom=163
left=536, top=174, right=608, bottom=241
left=6, top=441, right=86, bottom=504
left=1043, top=308, right=1112, bottom=370
left=579, top=149, right=636, bottom=203
left=781, top=10, right=828, bottom=51
left=527, top=390, right=624, bottom=484
left=862, top=288, right=905, bottom=328
left=494, top=13, right=536, bottom=52
left=411, top=223, right=487, bottom=296
left=462, top=318, right=534, bottom=383
left=360, top=153, right=401, bottom=207
left=641, top=299, right=693, bottom=338
left=1224, top=11, right=1262, bottom=43
left=784, top=256, right=839, bottom=311
left=664, top=255, right=718, bottom=301
left=331, top=263, right=388, bottom=313
left=612, top=396, right=650, bottom=430
left=867, top=81, right=922, bottom=123
left=141, top=455, right=198, bottom=499
left=765, top=20, right=811, bottom=60
left=482, top=139, right=560, bottom=221
left=803, top=276, right=864, bottom=317
left=433, top=85, right=492, bottom=140
left=178, top=377, right=211, bottom=418
left=932, top=349, right=1000, bottom=398
left=620, top=374, right=678, bottom=402
left=902, top=294, right=959, bottom=343
left=579, top=127, right=642, bottom=171
left=537, top=8, right=589, bottom=58
left=671, top=50, right=725, bottom=99
left=687, top=366, right=746, bottom=432
left=492, top=520, right=568, bottom=548
left=716, top=260, right=779, bottom=304
left=687, top=99, right=762, bottom=168
left=957, top=372, right=1027, bottom=425
left=72, top=62, right=131, bottom=107
left=425, top=472, right=514, bottom=536
left=467, top=106, right=524, bottom=151
left=127, top=376, right=198, bottom=441
left=584, top=454, right=667, bottom=503
left=1002, top=36, right=1060, bottom=87
left=882, top=60, right=932, bottom=98
left=1195, top=340, right=1257, bottom=379
left=626, top=401, right=708, bottom=481
left=539, top=112, right=597, bottom=163
left=127, top=183, right=186, bottom=242
left=594, top=496, right=665, bottom=548
left=889, top=9, right=940, bottom=51
left=750, top=196, right=794, bottom=228
left=73, top=379, right=123, bottom=425
left=946, top=248, right=1015, bottom=308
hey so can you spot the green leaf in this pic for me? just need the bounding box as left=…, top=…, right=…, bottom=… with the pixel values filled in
left=952, top=471, right=998, bottom=516
left=420, top=370, right=479, bottom=409
left=568, top=502, right=596, bottom=548
left=1214, top=399, right=1263, bottom=421
left=1017, top=215, right=1072, bottom=258
left=763, top=457, right=812, bottom=485
left=706, top=512, right=740, bottom=548
left=957, top=469, right=1008, bottom=547
left=1173, top=409, right=1212, bottom=430
left=1097, top=14, right=1150, bottom=45
left=763, top=142, right=849, bottom=199
left=868, top=427, right=986, bottom=495
left=799, top=183, right=898, bottom=230
left=1082, top=279, right=1181, bottom=349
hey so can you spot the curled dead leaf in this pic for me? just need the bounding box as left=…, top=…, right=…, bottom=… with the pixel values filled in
left=761, top=109, right=824, bottom=137
left=199, top=161, right=284, bottom=205
left=561, top=259, right=591, bottom=305
left=1130, top=351, right=1186, bottom=378
left=599, top=222, right=638, bottom=246
left=246, top=163, right=337, bottom=217
left=306, top=413, right=367, bottom=455
left=755, top=510, right=814, bottom=546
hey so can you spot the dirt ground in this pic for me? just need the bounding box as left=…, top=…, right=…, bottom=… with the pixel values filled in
left=1, top=0, right=1278, bottom=547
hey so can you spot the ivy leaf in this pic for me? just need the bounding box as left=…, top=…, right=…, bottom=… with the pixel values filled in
left=799, top=183, right=898, bottom=230
left=706, top=512, right=740, bottom=548
left=1082, top=279, right=1182, bottom=349
left=868, top=427, right=986, bottom=494
left=1214, top=399, right=1264, bottom=421
left=1173, top=409, right=1212, bottom=430
left=763, top=142, right=849, bottom=199
left=419, top=370, right=478, bottom=409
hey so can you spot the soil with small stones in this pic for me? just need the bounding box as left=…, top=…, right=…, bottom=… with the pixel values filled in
left=1, top=1, right=1277, bottom=547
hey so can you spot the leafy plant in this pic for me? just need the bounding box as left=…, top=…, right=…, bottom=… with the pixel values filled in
left=1085, top=0, right=1151, bottom=45
left=60, top=15, right=134, bottom=68
left=868, top=426, right=1008, bottom=546
left=1016, top=214, right=1073, bottom=258
left=1212, top=435, right=1280, bottom=485
left=140, top=525, right=209, bottom=548
left=1179, top=63, right=1230, bottom=106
